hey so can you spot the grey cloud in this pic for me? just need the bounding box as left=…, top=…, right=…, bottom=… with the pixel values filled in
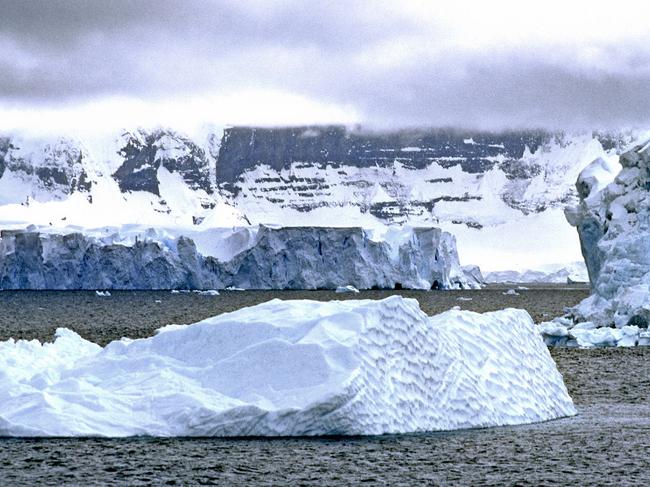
left=0, top=0, right=419, bottom=97
left=328, top=55, right=650, bottom=130
left=0, top=0, right=649, bottom=129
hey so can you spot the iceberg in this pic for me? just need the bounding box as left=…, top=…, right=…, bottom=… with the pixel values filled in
left=0, top=296, right=575, bottom=437
left=566, top=140, right=650, bottom=328
left=335, top=285, right=360, bottom=294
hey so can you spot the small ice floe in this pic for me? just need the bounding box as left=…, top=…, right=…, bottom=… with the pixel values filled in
left=225, top=286, right=246, bottom=291
left=503, top=289, right=519, bottom=296
left=170, top=290, right=180, bottom=294
left=193, top=290, right=220, bottom=296
left=95, top=290, right=111, bottom=297
left=517, top=286, right=529, bottom=290
left=457, top=297, right=473, bottom=301
left=154, top=299, right=162, bottom=304
left=335, top=285, right=360, bottom=294
left=640, top=331, right=650, bottom=346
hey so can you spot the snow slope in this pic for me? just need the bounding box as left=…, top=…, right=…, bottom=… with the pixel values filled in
left=0, top=296, right=575, bottom=437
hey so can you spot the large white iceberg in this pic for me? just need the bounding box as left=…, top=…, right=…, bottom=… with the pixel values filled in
left=0, top=296, right=575, bottom=437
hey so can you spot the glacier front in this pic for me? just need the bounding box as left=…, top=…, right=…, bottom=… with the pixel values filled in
left=0, top=296, right=576, bottom=437
left=0, top=224, right=470, bottom=290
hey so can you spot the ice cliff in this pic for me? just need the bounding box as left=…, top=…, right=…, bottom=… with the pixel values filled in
left=0, top=225, right=469, bottom=290
left=564, top=139, right=650, bottom=329
left=0, top=296, right=576, bottom=437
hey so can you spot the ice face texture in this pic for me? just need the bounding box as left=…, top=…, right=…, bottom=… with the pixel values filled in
left=566, top=140, right=650, bottom=327
left=0, top=296, right=575, bottom=437
left=0, top=225, right=470, bottom=290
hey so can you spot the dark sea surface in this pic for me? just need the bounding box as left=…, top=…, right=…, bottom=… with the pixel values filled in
left=2, top=286, right=650, bottom=486
left=0, top=285, right=589, bottom=345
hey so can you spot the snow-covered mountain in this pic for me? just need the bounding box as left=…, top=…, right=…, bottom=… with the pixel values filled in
left=218, top=127, right=632, bottom=270
left=0, top=126, right=635, bottom=272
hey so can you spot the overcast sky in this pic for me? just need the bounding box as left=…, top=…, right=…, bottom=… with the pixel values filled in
left=0, top=0, right=649, bottom=135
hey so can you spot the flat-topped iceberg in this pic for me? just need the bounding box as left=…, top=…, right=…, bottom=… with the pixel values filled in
left=0, top=296, right=575, bottom=437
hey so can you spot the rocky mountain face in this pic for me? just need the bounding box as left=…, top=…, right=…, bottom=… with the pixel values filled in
left=0, top=126, right=630, bottom=222
left=112, top=130, right=213, bottom=195
left=0, top=137, right=93, bottom=200
left=216, top=126, right=551, bottom=187
left=215, top=126, right=630, bottom=228
left=216, top=126, right=552, bottom=224
left=0, top=225, right=469, bottom=290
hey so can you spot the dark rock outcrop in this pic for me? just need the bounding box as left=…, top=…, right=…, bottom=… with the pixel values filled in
left=113, top=130, right=213, bottom=195
left=216, top=125, right=552, bottom=188
left=0, top=137, right=93, bottom=195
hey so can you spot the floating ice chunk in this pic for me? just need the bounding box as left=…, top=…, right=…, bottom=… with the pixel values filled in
left=639, top=331, right=650, bottom=346
left=569, top=327, right=621, bottom=348
left=193, top=290, right=220, bottom=296
left=572, top=321, right=596, bottom=331
left=95, top=290, right=111, bottom=297
left=618, top=326, right=640, bottom=347
left=569, top=323, right=641, bottom=348
left=0, top=296, right=575, bottom=437
left=503, top=289, right=519, bottom=296
left=335, top=285, right=360, bottom=294
left=457, top=297, right=472, bottom=301
left=540, top=319, right=645, bottom=348
left=225, top=286, right=246, bottom=291
left=538, top=321, right=569, bottom=337
left=538, top=319, right=570, bottom=346
left=567, top=140, right=650, bottom=326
